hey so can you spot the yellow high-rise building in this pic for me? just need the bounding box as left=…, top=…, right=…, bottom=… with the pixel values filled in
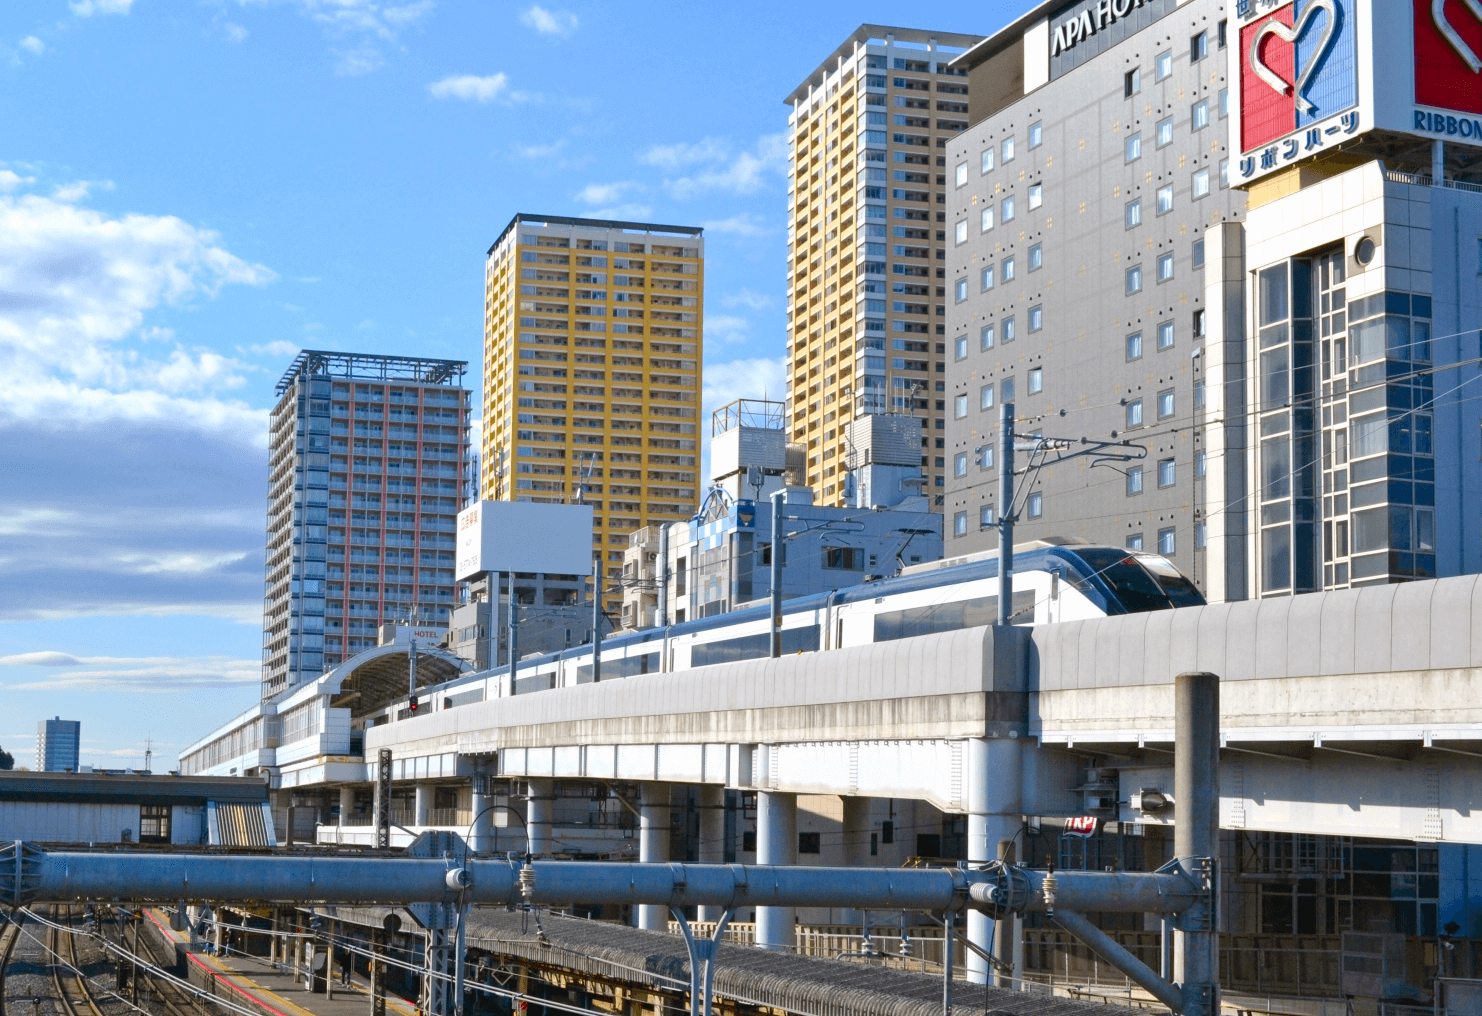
left=482, top=214, right=704, bottom=612
left=784, top=26, right=980, bottom=508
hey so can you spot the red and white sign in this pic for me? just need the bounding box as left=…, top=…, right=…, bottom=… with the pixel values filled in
left=1416, top=0, right=1482, bottom=113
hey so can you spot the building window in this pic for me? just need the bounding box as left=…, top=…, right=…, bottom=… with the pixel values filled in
left=1127, top=533, right=1145, bottom=550
left=954, top=394, right=968, bottom=418
left=955, top=162, right=968, bottom=187
left=1029, top=121, right=1043, bottom=148
left=1158, top=457, right=1176, bottom=487
left=1195, top=522, right=1207, bottom=548
left=1159, top=527, right=1176, bottom=555
left=1126, top=133, right=1142, bottom=162
left=1219, top=88, right=1229, bottom=117
left=980, top=324, right=995, bottom=349
left=1125, top=67, right=1141, bottom=96
left=954, top=511, right=968, bottom=536
left=1193, top=168, right=1210, bottom=198
left=1157, top=184, right=1174, bottom=214
left=1028, top=305, right=1043, bottom=332
left=1156, top=117, right=1173, bottom=147
left=980, top=504, right=996, bottom=528
left=1193, top=308, right=1206, bottom=336
left=1127, top=465, right=1144, bottom=495
left=1191, top=31, right=1208, bottom=61
left=1027, top=491, right=1043, bottom=518
left=1126, top=331, right=1143, bottom=360
left=1002, top=377, right=1016, bottom=401
left=1126, top=198, right=1142, bottom=228
left=980, top=445, right=994, bottom=469
left=1003, top=316, right=1016, bottom=342
left=981, top=206, right=994, bottom=232
left=1218, top=18, right=1227, bottom=47
left=799, top=831, right=821, bottom=853
left=955, top=219, right=968, bottom=244
left=1158, top=320, right=1175, bottom=349
left=1126, top=398, right=1143, bottom=427
left=981, top=264, right=995, bottom=290
left=955, top=335, right=968, bottom=359
left=1002, top=136, right=1015, bottom=162
left=1158, top=388, right=1175, bottom=418
left=1028, top=366, right=1043, bottom=393
left=981, top=148, right=994, bottom=174
left=1192, top=238, right=1206, bottom=267
left=1220, top=158, right=1230, bottom=188
left=1126, top=265, right=1143, bottom=293
left=955, top=277, right=968, bottom=302
left=955, top=452, right=969, bottom=477
left=980, top=383, right=994, bottom=409
left=1195, top=449, right=1206, bottom=478
left=1192, top=100, right=1209, bottom=130
left=1002, top=196, right=1016, bottom=223
left=1028, top=183, right=1043, bottom=210
left=1002, top=256, right=1016, bottom=281
left=140, top=804, right=172, bottom=844
left=1156, top=50, right=1172, bottom=80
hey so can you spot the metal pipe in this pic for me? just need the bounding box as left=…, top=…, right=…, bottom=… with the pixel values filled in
left=657, top=524, right=670, bottom=629
left=997, top=401, right=1014, bottom=627
left=1051, top=910, right=1182, bottom=1012
left=770, top=490, right=784, bottom=658
left=592, top=559, right=603, bottom=683
left=1175, top=671, right=1221, bottom=1016
left=506, top=572, right=518, bottom=694
left=969, top=868, right=1198, bottom=914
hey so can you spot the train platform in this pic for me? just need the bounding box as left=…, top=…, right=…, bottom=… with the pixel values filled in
left=140, top=909, right=417, bottom=1016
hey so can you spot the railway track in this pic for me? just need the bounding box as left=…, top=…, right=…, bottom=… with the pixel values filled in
left=119, top=911, right=200, bottom=1016
left=48, top=906, right=106, bottom=1016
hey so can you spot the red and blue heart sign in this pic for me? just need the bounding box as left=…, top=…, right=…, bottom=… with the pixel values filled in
left=1240, top=0, right=1357, bottom=151
left=1418, top=0, right=1482, bottom=114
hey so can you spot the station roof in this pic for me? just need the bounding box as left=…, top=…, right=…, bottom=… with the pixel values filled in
left=0, top=771, right=268, bottom=806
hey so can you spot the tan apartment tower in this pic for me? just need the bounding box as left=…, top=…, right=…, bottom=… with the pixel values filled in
left=785, top=26, right=981, bottom=509
left=263, top=351, right=470, bottom=700
left=482, top=214, right=704, bottom=614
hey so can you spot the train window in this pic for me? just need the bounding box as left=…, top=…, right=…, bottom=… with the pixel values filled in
left=874, top=591, right=1037, bottom=642
left=691, top=625, right=820, bottom=667
left=1072, top=547, right=1173, bottom=613
left=577, top=651, right=658, bottom=682
left=1135, top=553, right=1206, bottom=606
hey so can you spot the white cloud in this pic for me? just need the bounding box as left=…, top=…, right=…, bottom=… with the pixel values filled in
left=0, top=170, right=34, bottom=192
left=428, top=73, right=509, bottom=103
left=20, top=36, right=45, bottom=55
left=584, top=202, right=653, bottom=221
left=702, top=215, right=764, bottom=235
left=722, top=289, right=775, bottom=311
left=520, top=5, right=578, bottom=35
left=638, top=137, right=728, bottom=170
left=705, top=314, right=750, bottom=344
left=70, top=0, right=133, bottom=15
left=574, top=181, right=633, bottom=205
left=516, top=140, right=565, bottom=160
left=703, top=356, right=788, bottom=414
left=282, top=0, right=435, bottom=76
left=51, top=179, right=113, bottom=203
left=224, top=23, right=249, bottom=44
left=0, top=652, right=260, bottom=691
left=239, top=340, right=300, bottom=359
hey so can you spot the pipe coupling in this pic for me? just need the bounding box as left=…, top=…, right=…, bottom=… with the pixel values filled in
left=965, top=860, right=1030, bottom=919
left=518, top=864, right=536, bottom=900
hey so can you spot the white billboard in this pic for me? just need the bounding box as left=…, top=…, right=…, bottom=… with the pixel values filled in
left=455, top=500, right=594, bottom=580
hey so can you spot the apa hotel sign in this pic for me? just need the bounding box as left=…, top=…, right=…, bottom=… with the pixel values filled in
left=1051, top=0, right=1156, bottom=55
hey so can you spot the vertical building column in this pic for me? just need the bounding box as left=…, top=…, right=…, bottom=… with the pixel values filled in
left=840, top=795, right=873, bottom=927
left=965, top=736, right=1023, bottom=985
left=414, top=784, right=432, bottom=827
left=338, top=786, right=356, bottom=828
left=697, top=785, right=727, bottom=922
left=756, top=791, right=798, bottom=951
left=469, top=776, right=493, bottom=855
left=525, top=778, right=554, bottom=856
left=637, top=784, right=672, bottom=931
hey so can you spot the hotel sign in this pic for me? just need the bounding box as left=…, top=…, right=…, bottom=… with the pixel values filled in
left=1051, top=0, right=1158, bottom=55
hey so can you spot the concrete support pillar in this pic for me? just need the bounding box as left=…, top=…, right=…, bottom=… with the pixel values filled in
left=965, top=736, right=1024, bottom=986
left=637, top=784, right=671, bottom=931
left=840, top=795, right=872, bottom=926
left=756, top=791, right=797, bottom=951
left=338, top=786, right=356, bottom=827
left=414, top=784, right=432, bottom=827
left=1434, top=139, right=1446, bottom=184
left=526, top=778, right=554, bottom=856
left=697, top=785, right=726, bottom=922
left=469, top=779, right=493, bottom=855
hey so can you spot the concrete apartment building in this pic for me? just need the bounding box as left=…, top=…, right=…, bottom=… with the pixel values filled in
left=942, top=0, right=1482, bottom=602
left=36, top=717, right=80, bottom=773
left=784, top=26, right=983, bottom=511
left=482, top=214, right=704, bottom=615
left=262, top=351, right=470, bottom=698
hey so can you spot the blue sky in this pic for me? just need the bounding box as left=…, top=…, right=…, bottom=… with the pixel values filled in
left=0, top=0, right=1010, bottom=769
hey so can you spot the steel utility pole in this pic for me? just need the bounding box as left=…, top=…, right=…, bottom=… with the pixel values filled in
left=770, top=489, right=785, bottom=657
left=591, top=558, right=603, bottom=683
left=997, top=402, right=1015, bottom=627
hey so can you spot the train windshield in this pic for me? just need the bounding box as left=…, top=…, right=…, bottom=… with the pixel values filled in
left=1070, top=547, right=1179, bottom=613
left=1133, top=554, right=1206, bottom=607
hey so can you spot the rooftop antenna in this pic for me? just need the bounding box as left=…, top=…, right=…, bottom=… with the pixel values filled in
left=143, top=737, right=153, bottom=774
